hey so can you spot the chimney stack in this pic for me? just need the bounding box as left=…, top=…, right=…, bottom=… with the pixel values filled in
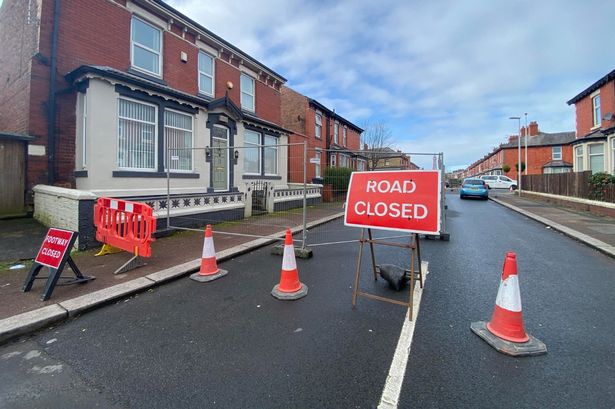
left=528, top=121, right=539, bottom=136
left=363, top=143, right=368, bottom=150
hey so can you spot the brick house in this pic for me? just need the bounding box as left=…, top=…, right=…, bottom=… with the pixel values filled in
left=464, top=122, right=575, bottom=180
left=0, top=0, right=306, bottom=240
left=567, top=68, right=615, bottom=174
left=361, top=147, right=420, bottom=171
left=281, top=86, right=365, bottom=183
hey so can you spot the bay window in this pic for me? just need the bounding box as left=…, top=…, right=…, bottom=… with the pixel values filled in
left=164, top=110, right=193, bottom=171
left=244, top=130, right=261, bottom=174
left=589, top=143, right=604, bottom=173
left=118, top=98, right=157, bottom=170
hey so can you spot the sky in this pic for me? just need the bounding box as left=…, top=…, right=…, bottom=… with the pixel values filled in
left=168, top=0, right=615, bottom=170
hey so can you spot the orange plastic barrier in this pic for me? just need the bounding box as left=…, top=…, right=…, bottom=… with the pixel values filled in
left=93, top=197, right=156, bottom=257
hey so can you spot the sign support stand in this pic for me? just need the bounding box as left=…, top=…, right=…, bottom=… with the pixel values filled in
left=23, top=230, right=95, bottom=301
left=352, top=228, right=422, bottom=320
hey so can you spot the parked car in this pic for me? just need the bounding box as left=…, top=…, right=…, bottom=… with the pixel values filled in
left=460, top=178, right=489, bottom=200
left=479, top=175, right=517, bottom=190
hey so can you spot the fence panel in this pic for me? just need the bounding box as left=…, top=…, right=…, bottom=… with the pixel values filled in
left=522, top=171, right=615, bottom=203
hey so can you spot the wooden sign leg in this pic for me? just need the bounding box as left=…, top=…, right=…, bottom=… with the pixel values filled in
left=367, top=228, right=378, bottom=280
left=352, top=229, right=366, bottom=308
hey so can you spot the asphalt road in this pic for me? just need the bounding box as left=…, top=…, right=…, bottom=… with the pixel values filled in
left=1, top=192, right=614, bottom=408
left=398, top=192, right=615, bottom=408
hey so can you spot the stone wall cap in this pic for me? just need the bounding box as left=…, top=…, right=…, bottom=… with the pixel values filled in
left=33, top=185, right=97, bottom=200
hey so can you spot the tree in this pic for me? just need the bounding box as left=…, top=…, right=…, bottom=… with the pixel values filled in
left=361, top=120, right=393, bottom=170
left=515, top=162, right=526, bottom=172
left=502, top=164, right=511, bottom=173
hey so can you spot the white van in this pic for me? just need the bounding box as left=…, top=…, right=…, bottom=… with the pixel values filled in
left=479, top=175, right=517, bottom=189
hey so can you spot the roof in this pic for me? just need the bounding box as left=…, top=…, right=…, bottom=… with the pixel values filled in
left=149, top=0, right=286, bottom=82
left=502, top=131, right=576, bottom=148
left=66, top=65, right=291, bottom=135
left=567, top=68, right=615, bottom=105
left=363, top=147, right=409, bottom=158
left=543, top=160, right=572, bottom=168
left=572, top=125, right=615, bottom=143
left=308, top=98, right=364, bottom=133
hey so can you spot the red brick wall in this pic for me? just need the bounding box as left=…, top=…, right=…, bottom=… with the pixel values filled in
left=574, top=81, right=615, bottom=137
left=502, top=144, right=573, bottom=179
left=0, top=0, right=40, bottom=134
left=255, top=80, right=281, bottom=124
left=215, top=59, right=241, bottom=104
left=281, top=86, right=307, bottom=135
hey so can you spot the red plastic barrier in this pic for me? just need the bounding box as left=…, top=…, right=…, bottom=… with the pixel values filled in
left=93, top=197, right=156, bottom=257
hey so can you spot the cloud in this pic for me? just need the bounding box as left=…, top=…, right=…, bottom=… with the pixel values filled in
left=168, top=0, right=615, bottom=169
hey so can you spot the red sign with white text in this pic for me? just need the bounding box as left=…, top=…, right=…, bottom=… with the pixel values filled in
left=344, top=170, right=441, bottom=234
left=35, top=228, right=75, bottom=269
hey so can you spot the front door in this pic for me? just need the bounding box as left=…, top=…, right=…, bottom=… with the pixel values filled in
left=212, top=125, right=229, bottom=191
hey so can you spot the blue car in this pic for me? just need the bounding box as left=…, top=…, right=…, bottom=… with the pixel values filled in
left=460, top=178, right=489, bottom=200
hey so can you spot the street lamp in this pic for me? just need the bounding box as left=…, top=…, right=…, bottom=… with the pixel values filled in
left=524, top=113, right=528, bottom=175
left=509, top=116, right=521, bottom=195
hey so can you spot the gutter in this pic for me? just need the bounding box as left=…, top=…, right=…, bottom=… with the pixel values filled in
left=47, top=0, right=61, bottom=185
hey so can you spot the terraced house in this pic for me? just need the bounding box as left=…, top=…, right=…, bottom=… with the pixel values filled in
left=0, top=0, right=305, bottom=245
left=567, top=68, right=615, bottom=174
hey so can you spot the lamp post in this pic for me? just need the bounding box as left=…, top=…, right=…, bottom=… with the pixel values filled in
left=509, top=116, right=521, bottom=195
left=524, top=113, right=528, bottom=175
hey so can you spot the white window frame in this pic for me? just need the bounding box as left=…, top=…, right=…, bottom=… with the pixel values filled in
left=588, top=143, right=604, bottom=173
left=243, top=129, right=261, bottom=175
left=315, top=148, right=322, bottom=177
left=163, top=108, right=194, bottom=172
left=198, top=51, right=215, bottom=97
left=592, top=92, right=601, bottom=128
left=552, top=146, right=562, bottom=161
left=240, top=73, right=255, bottom=112
left=117, top=97, right=158, bottom=171
left=315, top=112, right=322, bottom=139
left=333, top=122, right=338, bottom=144
left=331, top=154, right=337, bottom=167
left=343, top=126, right=347, bottom=147
left=575, top=145, right=584, bottom=171
left=130, top=16, right=162, bottom=77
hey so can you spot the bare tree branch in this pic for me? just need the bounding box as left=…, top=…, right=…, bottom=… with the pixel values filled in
left=361, top=120, right=393, bottom=170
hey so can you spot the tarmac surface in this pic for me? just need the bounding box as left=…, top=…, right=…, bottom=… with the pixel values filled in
left=2, top=192, right=615, bottom=408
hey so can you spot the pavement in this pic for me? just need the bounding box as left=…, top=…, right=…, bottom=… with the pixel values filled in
left=1, top=189, right=614, bottom=345
left=488, top=189, right=615, bottom=258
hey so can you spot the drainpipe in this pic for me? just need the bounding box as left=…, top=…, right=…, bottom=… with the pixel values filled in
left=47, top=0, right=60, bottom=185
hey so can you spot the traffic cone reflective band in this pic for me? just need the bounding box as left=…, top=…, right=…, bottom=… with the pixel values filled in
left=190, top=225, right=228, bottom=283
left=486, top=252, right=529, bottom=343
left=271, top=229, right=308, bottom=300
left=470, top=252, right=547, bottom=357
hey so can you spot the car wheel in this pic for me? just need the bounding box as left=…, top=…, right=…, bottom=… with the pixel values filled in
left=460, top=195, right=465, bottom=199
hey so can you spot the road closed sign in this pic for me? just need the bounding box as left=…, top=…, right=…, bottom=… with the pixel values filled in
left=344, top=170, right=441, bottom=234
left=34, top=228, right=75, bottom=269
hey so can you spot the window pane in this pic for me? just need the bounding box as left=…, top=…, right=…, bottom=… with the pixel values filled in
left=241, top=92, right=254, bottom=111
left=164, top=110, right=193, bottom=171
left=244, top=130, right=260, bottom=173
left=590, top=155, right=604, bottom=173
left=241, top=74, right=254, bottom=93
left=118, top=99, right=156, bottom=170
left=264, top=136, right=277, bottom=174
left=133, top=46, right=159, bottom=74
left=199, top=53, right=213, bottom=75
left=132, top=18, right=160, bottom=51
left=589, top=144, right=603, bottom=155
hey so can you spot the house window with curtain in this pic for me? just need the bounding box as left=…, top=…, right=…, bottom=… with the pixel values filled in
left=118, top=98, right=157, bottom=170
left=264, top=135, right=278, bottom=175
left=244, top=130, right=261, bottom=174
left=592, top=93, right=601, bottom=128
left=198, top=52, right=214, bottom=96
left=588, top=143, right=604, bottom=173
left=575, top=145, right=583, bottom=171
left=240, top=73, right=255, bottom=112
left=333, top=122, right=338, bottom=143
left=315, top=113, right=322, bottom=139
left=131, top=16, right=162, bottom=77
left=164, top=109, right=193, bottom=171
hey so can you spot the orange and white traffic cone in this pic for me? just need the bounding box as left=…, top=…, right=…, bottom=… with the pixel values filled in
left=471, top=252, right=547, bottom=356
left=190, top=225, right=228, bottom=282
left=271, top=229, right=308, bottom=300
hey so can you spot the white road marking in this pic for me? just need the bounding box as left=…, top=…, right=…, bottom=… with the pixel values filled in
left=24, top=350, right=41, bottom=360
left=378, top=262, right=429, bottom=409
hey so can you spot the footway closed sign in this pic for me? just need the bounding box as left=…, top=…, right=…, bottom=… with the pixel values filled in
left=344, top=170, right=441, bottom=234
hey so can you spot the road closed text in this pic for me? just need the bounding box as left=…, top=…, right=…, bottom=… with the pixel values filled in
left=344, top=170, right=441, bottom=234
